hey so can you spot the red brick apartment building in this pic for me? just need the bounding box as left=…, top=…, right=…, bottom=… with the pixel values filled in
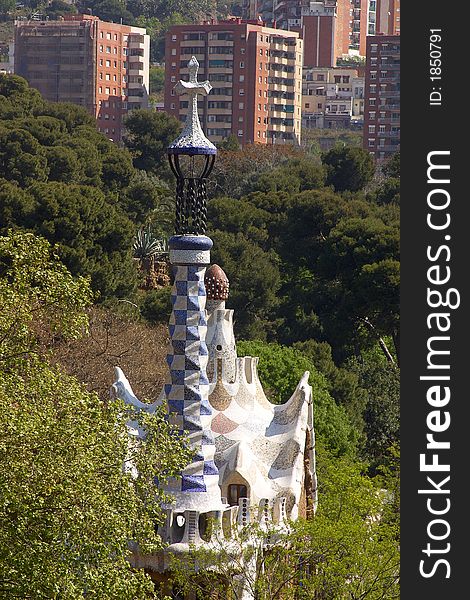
left=164, top=18, right=303, bottom=146
left=14, top=14, right=149, bottom=142
left=376, top=0, right=400, bottom=36
left=363, top=34, right=400, bottom=160
left=245, top=1, right=400, bottom=64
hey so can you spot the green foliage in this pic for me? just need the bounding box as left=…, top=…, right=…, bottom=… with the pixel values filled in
left=0, top=0, right=15, bottom=13
left=291, top=446, right=400, bottom=599
left=149, top=65, right=165, bottom=98
left=0, top=231, right=93, bottom=366
left=210, top=230, right=281, bottom=340
left=236, top=341, right=358, bottom=457
left=250, top=157, right=325, bottom=194
left=293, top=338, right=367, bottom=436
left=0, top=230, right=192, bottom=598
left=383, top=150, right=400, bottom=178
left=133, top=225, right=167, bottom=259
left=0, top=75, right=44, bottom=119
left=139, top=286, right=172, bottom=324
left=43, top=145, right=81, bottom=182
left=210, top=144, right=301, bottom=199
left=322, top=145, right=375, bottom=192
left=207, top=173, right=399, bottom=360
left=0, top=126, right=48, bottom=186
left=87, top=0, right=135, bottom=24
left=374, top=176, right=400, bottom=205
left=13, top=181, right=138, bottom=299
left=346, top=350, right=400, bottom=465
left=120, top=170, right=173, bottom=228
left=0, top=75, right=157, bottom=300
left=45, top=0, right=77, bottom=17
left=123, top=109, right=182, bottom=177
left=217, top=132, right=240, bottom=151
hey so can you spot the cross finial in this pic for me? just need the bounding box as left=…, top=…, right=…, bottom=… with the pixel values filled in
left=173, top=56, right=212, bottom=98
left=168, top=56, right=216, bottom=156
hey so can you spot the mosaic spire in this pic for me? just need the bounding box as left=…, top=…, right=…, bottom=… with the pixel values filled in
left=165, top=61, right=222, bottom=512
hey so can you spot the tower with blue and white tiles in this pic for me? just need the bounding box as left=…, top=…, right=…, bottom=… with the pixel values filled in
left=165, top=56, right=223, bottom=513
left=112, top=58, right=316, bottom=590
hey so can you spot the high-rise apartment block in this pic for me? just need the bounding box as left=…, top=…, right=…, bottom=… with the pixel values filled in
left=243, top=1, right=399, bottom=63
left=376, top=0, right=400, bottom=36
left=14, top=15, right=149, bottom=142
left=164, top=18, right=303, bottom=146
left=363, top=34, right=400, bottom=160
left=301, top=1, right=350, bottom=67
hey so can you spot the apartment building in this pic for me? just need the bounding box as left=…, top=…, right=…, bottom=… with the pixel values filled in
left=376, top=0, right=400, bottom=36
left=0, top=41, right=14, bottom=74
left=14, top=14, right=149, bottom=142
left=302, top=65, right=364, bottom=129
left=164, top=18, right=303, bottom=146
left=243, top=1, right=397, bottom=61
left=301, top=1, right=351, bottom=67
left=363, top=34, right=400, bottom=160
left=350, top=0, right=400, bottom=55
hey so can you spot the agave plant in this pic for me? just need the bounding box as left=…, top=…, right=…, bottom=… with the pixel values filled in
left=133, top=227, right=167, bottom=260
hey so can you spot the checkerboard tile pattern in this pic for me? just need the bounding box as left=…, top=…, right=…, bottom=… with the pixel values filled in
left=166, top=262, right=219, bottom=495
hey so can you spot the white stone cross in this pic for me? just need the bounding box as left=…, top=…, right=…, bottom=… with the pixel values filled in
left=169, top=56, right=216, bottom=154
left=174, top=56, right=212, bottom=96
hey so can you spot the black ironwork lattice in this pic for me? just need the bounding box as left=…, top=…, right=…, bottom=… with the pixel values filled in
left=168, top=154, right=215, bottom=235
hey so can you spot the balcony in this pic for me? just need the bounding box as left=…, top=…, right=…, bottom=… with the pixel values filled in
left=374, top=144, right=400, bottom=152
left=129, top=34, right=145, bottom=44
left=377, top=130, right=400, bottom=138
left=379, top=107, right=400, bottom=113
left=380, top=91, right=400, bottom=98
left=376, top=117, right=400, bottom=125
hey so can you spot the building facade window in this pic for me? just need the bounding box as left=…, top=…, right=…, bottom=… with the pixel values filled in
left=228, top=484, right=248, bottom=506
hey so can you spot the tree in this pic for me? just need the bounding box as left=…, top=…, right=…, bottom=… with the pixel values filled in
left=2, top=182, right=139, bottom=300
left=92, top=0, right=135, bottom=24
left=0, top=126, right=48, bottom=186
left=45, top=0, right=77, bottom=17
left=0, top=230, right=192, bottom=598
left=291, top=447, right=400, bottom=599
left=210, top=144, right=299, bottom=199
left=43, top=145, right=81, bottom=182
left=0, top=0, right=15, bottom=16
left=217, top=133, right=240, bottom=151
left=209, top=230, right=281, bottom=341
left=0, top=75, right=44, bottom=120
left=294, top=338, right=367, bottom=439
left=322, top=146, right=375, bottom=192
left=382, top=151, right=400, bottom=179
left=374, top=177, right=400, bottom=205
left=346, top=349, right=400, bottom=465
left=120, top=170, right=173, bottom=227
left=0, top=76, right=163, bottom=301
left=123, top=109, right=182, bottom=177
left=316, top=217, right=400, bottom=358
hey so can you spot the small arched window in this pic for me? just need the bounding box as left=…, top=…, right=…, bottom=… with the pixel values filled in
left=228, top=483, right=248, bottom=506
